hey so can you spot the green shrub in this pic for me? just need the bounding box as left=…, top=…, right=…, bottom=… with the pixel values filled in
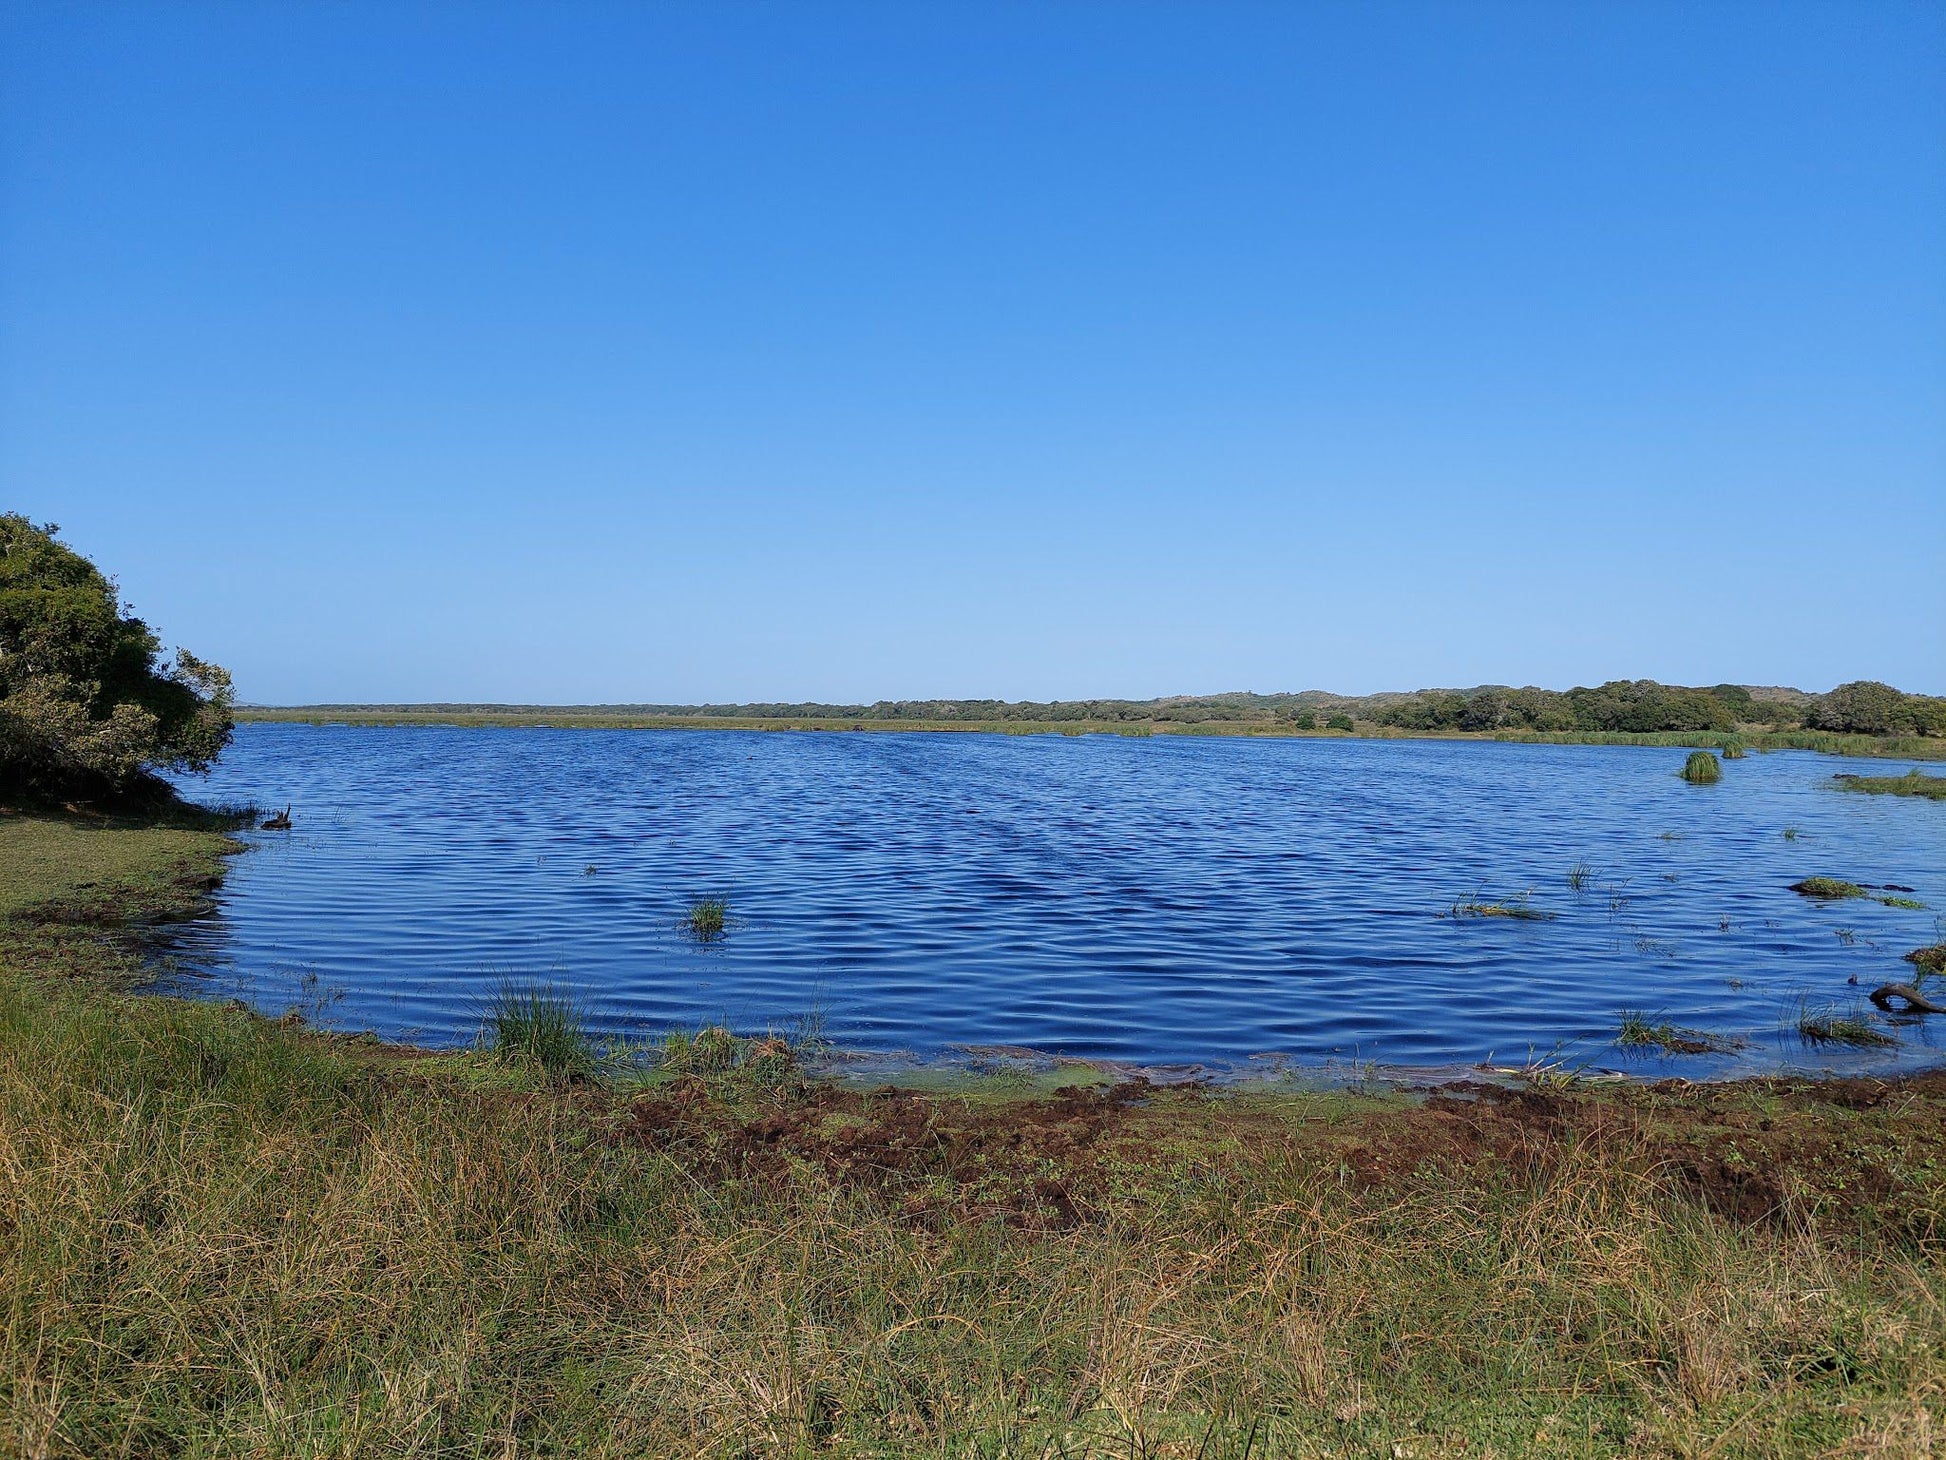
left=1681, top=751, right=1721, bottom=784
left=1325, top=713, right=1354, bottom=732
left=1292, top=711, right=1317, bottom=731
left=0, top=515, right=233, bottom=799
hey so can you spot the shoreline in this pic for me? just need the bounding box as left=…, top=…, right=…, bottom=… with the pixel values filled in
left=7, top=798, right=1946, bottom=1450
left=234, top=706, right=1946, bottom=760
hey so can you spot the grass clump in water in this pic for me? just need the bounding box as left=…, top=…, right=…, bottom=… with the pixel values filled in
left=1681, top=750, right=1722, bottom=784
left=1448, top=893, right=1554, bottom=921
left=485, top=981, right=597, bottom=1081
left=1905, top=945, right=1946, bottom=977
left=1566, top=861, right=1595, bottom=891
left=1722, top=739, right=1746, bottom=759
left=681, top=895, right=730, bottom=942
left=1833, top=770, right=1946, bottom=800
left=1795, top=1001, right=1897, bottom=1049
left=1790, top=877, right=1868, bottom=901
left=1616, top=1011, right=1746, bottom=1056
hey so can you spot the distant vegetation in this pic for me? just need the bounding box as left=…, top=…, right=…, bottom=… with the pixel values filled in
left=241, top=678, right=1946, bottom=752
left=0, top=515, right=233, bottom=801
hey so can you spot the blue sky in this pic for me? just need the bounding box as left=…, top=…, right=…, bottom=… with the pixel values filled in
left=3, top=2, right=1941, bottom=704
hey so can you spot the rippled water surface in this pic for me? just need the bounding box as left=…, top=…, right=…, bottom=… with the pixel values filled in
left=166, top=725, right=1946, bottom=1077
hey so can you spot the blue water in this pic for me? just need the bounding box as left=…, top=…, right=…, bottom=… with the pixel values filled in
left=165, top=724, right=1946, bottom=1078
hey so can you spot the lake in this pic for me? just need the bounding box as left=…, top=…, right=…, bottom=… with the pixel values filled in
left=164, top=724, right=1946, bottom=1080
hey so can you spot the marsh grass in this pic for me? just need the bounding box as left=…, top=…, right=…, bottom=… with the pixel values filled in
left=1908, top=945, right=1946, bottom=978
left=1794, top=999, right=1898, bottom=1049
left=1791, top=877, right=1868, bottom=900
left=1566, top=861, right=1595, bottom=891
left=1682, top=750, right=1723, bottom=784
left=1722, top=739, right=1746, bottom=759
left=1616, top=1010, right=1746, bottom=1055
left=1834, top=770, right=1946, bottom=800
left=682, top=894, right=730, bottom=942
left=1448, top=893, right=1554, bottom=920
left=1790, top=877, right=1928, bottom=909
left=484, top=980, right=598, bottom=1080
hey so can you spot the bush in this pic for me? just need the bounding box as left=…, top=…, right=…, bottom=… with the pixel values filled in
left=1326, top=713, right=1355, bottom=732
left=0, top=516, right=233, bottom=799
left=1806, top=681, right=1946, bottom=737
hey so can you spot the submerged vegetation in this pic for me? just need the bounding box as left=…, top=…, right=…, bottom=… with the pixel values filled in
left=1681, top=750, right=1722, bottom=784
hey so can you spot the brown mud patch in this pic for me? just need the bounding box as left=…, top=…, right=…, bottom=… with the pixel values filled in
left=616, top=1068, right=1946, bottom=1239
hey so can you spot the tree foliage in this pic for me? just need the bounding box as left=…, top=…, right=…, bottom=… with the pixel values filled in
left=0, top=514, right=233, bottom=797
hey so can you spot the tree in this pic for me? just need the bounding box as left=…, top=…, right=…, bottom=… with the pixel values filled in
left=1806, top=681, right=1944, bottom=737
left=0, top=514, right=233, bottom=798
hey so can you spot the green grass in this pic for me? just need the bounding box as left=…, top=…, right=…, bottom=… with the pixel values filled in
left=1448, top=894, right=1555, bottom=920
left=1791, top=877, right=1868, bottom=900
left=6, top=804, right=1946, bottom=1454
left=1795, top=1000, right=1899, bottom=1048
left=1788, top=877, right=1928, bottom=909
left=484, top=980, right=598, bottom=1080
left=1615, top=1011, right=1745, bottom=1055
left=682, top=894, right=729, bottom=942
left=1835, top=770, right=1946, bottom=800
left=1906, top=945, right=1946, bottom=977
left=1681, top=750, right=1722, bottom=784
left=1566, top=861, right=1595, bottom=891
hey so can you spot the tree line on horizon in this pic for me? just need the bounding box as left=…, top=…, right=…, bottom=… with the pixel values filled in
left=551, top=679, right=1945, bottom=737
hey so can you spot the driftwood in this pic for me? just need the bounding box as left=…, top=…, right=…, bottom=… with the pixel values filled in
left=260, top=806, right=292, bottom=831
left=1869, top=983, right=1946, bottom=1015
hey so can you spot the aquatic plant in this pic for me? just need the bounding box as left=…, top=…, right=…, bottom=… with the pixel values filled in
left=682, top=895, right=730, bottom=942
left=1790, top=878, right=1867, bottom=900
left=1565, top=862, right=1595, bottom=891
left=484, top=981, right=597, bottom=1080
left=1448, top=894, right=1554, bottom=921
left=1722, top=739, right=1746, bottom=759
left=1832, top=770, right=1946, bottom=800
left=1616, top=1011, right=1744, bottom=1055
left=1904, top=945, right=1946, bottom=977
left=1795, top=1000, right=1897, bottom=1048
left=654, top=1024, right=796, bottom=1081
left=1680, top=750, right=1722, bottom=784
left=1782, top=827, right=1800, bottom=841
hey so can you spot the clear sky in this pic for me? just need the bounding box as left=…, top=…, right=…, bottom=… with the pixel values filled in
left=3, top=2, right=1941, bottom=705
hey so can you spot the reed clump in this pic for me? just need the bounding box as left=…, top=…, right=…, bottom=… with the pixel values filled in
left=1681, top=750, right=1722, bottom=784
left=682, top=895, right=730, bottom=942
left=1795, top=1000, right=1898, bottom=1049
left=485, top=980, right=598, bottom=1080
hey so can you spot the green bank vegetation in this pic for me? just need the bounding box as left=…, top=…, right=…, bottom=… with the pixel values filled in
left=235, top=678, right=1946, bottom=759
left=4, top=809, right=1946, bottom=1454
left=1836, top=770, right=1946, bottom=801
left=1614, top=1012, right=1746, bottom=1057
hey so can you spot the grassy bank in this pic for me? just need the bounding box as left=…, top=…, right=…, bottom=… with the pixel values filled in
left=236, top=705, right=1946, bottom=759
left=3, top=810, right=1945, bottom=1456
